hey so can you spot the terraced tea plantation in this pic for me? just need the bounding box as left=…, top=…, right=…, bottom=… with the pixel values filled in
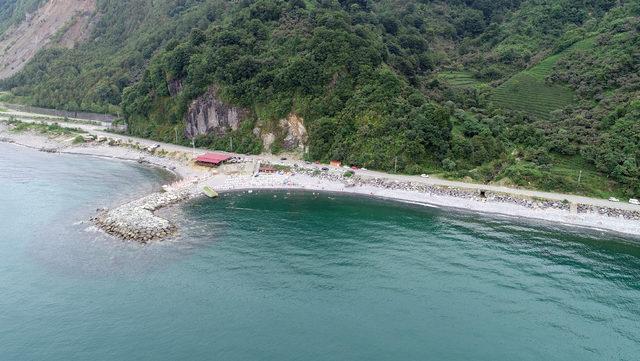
left=492, top=73, right=574, bottom=120
left=438, top=71, right=486, bottom=89
left=491, top=38, right=595, bottom=120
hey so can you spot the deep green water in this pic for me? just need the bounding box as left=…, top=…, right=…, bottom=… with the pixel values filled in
left=1, top=143, right=640, bottom=361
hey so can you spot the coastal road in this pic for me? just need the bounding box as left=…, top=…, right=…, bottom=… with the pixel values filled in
left=2, top=107, right=640, bottom=212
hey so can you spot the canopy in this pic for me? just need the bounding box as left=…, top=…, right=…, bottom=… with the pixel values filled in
left=195, top=153, right=232, bottom=165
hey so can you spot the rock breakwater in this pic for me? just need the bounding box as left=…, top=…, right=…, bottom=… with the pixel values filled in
left=93, top=189, right=193, bottom=243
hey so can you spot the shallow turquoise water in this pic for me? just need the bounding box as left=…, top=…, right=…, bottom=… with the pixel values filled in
left=1, top=143, right=639, bottom=360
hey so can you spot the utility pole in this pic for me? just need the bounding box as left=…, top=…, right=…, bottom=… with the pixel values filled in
left=394, top=157, right=398, bottom=174
left=174, top=127, right=178, bottom=144
left=230, top=137, right=233, bottom=151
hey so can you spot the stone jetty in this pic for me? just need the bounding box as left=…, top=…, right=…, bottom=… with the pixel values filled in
left=93, top=188, right=193, bottom=243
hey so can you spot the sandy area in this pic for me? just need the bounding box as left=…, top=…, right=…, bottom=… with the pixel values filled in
left=2, top=121, right=640, bottom=239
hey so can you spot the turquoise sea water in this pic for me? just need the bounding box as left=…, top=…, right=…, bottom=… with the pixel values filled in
left=1, top=142, right=639, bottom=361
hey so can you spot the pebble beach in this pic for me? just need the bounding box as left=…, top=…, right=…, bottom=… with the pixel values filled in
left=2, top=120, right=640, bottom=242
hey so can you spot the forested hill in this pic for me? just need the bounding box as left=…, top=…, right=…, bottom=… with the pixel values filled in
left=0, top=0, right=639, bottom=198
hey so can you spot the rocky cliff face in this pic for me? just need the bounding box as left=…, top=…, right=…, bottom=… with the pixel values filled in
left=259, top=113, right=308, bottom=153
left=184, top=87, right=249, bottom=139
left=0, top=0, right=96, bottom=80
left=183, top=86, right=308, bottom=153
left=280, top=113, right=307, bottom=151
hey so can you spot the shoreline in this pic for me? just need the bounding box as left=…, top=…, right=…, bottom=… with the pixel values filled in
left=199, top=174, right=640, bottom=238
left=0, top=138, right=185, bottom=181
left=203, top=188, right=639, bottom=241
left=2, top=121, right=640, bottom=240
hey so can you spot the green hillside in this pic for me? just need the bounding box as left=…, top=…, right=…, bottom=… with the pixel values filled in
left=491, top=38, right=596, bottom=120
left=492, top=74, right=574, bottom=120
left=0, top=0, right=639, bottom=198
left=438, top=71, right=486, bottom=89
left=1, top=0, right=229, bottom=113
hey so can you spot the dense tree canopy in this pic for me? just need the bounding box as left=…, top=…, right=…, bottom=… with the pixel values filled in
left=1, top=0, right=639, bottom=197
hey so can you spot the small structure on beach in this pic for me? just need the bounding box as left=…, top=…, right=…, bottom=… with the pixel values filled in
left=330, top=160, right=342, bottom=167
left=259, top=164, right=277, bottom=174
left=195, top=152, right=232, bottom=167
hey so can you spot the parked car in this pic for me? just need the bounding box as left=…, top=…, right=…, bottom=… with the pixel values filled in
left=420, top=174, right=430, bottom=178
left=321, top=167, right=329, bottom=171
left=608, top=197, right=620, bottom=202
left=630, top=199, right=640, bottom=205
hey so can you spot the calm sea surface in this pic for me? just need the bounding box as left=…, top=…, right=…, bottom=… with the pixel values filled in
left=1, top=142, right=639, bottom=361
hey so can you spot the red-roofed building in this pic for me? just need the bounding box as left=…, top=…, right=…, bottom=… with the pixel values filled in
left=259, top=165, right=277, bottom=173
left=195, top=152, right=232, bottom=167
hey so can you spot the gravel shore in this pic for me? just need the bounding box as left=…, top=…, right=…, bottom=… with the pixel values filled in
left=2, top=121, right=640, bottom=240
left=204, top=172, right=640, bottom=238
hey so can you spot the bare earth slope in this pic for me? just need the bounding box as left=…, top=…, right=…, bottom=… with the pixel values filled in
left=0, top=0, right=95, bottom=80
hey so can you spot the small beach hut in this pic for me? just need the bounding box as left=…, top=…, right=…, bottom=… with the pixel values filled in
left=259, top=165, right=277, bottom=174
left=195, top=152, right=232, bottom=167
left=330, top=160, right=342, bottom=168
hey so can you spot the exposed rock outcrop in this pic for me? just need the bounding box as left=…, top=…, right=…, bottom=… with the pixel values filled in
left=257, top=113, right=308, bottom=153
left=55, top=10, right=95, bottom=49
left=182, top=87, right=306, bottom=153
left=0, top=0, right=96, bottom=80
left=261, top=132, right=276, bottom=151
left=280, top=113, right=307, bottom=151
left=184, top=87, right=249, bottom=139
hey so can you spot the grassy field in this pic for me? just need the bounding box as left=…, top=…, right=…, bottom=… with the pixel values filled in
left=4, top=118, right=85, bottom=136
left=438, top=71, right=486, bottom=89
left=491, top=37, right=595, bottom=119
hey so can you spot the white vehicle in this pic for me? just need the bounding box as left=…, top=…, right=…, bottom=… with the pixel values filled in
left=608, top=197, right=620, bottom=202
left=629, top=199, right=640, bottom=205
left=420, top=174, right=430, bottom=178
